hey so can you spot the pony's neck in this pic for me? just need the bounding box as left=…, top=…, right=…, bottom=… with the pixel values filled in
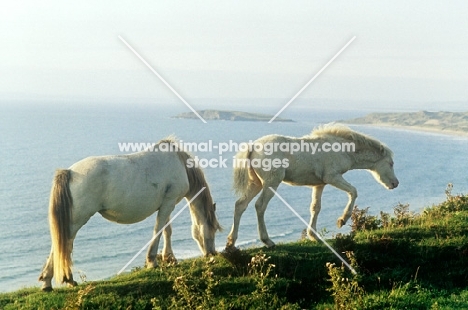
left=350, top=149, right=382, bottom=170
left=187, top=186, right=220, bottom=232
left=188, top=199, right=203, bottom=218
left=186, top=186, right=207, bottom=208
left=186, top=182, right=211, bottom=215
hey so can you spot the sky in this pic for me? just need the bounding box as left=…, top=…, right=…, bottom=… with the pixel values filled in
left=1, top=1, right=467, bottom=111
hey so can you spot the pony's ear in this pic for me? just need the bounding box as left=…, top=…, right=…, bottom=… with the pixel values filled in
left=213, top=203, right=216, bottom=211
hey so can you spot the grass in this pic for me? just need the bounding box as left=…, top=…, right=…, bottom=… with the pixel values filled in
left=2, top=184, right=468, bottom=309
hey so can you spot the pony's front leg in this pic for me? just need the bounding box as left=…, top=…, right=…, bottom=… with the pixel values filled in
left=146, top=204, right=175, bottom=268
left=325, top=175, right=357, bottom=228
left=308, top=185, right=325, bottom=241
left=38, top=248, right=54, bottom=292
left=162, top=222, right=177, bottom=264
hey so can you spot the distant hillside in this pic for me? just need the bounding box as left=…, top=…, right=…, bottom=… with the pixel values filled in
left=343, top=111, right=468, bottom=134
left=173, top=110, right=294, bottom=122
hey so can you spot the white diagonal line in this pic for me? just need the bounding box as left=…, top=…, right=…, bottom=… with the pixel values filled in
left=118, top=35, right=207, bottom=123
left=117, top=187, right=206, bottom=275
left=269, top=187, right=357, bottom=274
left=268, top=36, right=356, bottom=123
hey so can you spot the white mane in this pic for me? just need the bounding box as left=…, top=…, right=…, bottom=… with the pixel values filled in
left=309, top=124, right=393, bottom=157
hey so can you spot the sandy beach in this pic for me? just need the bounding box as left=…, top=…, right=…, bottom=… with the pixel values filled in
left=347, top=123, right=468, bottom=137
left=343, top=111, right=468, bottom=137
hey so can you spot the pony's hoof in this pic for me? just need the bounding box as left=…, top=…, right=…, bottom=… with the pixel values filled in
left=225, top=240, right=237, bottom=250
left=66, top=281, right=78, bottom=288
left=41, top=286, right=53, bottom=292
left=206, top=256, right=216, bottom=265
left=337, top=218, right=345, bottom=228
left=163, top=254, right=178, bottom=265
left=204, top=251, right=218, bottom=258
left=263, top=239, right=276, bottom=248
left=224, top=245, right=239, bottom=254
left=146, top=257, right=160, bottom=268
left=146, top=262, right=158, bottom=269
left=162, top=253, right=174, bottom=260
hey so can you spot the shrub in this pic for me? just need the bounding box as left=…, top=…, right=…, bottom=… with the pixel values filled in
left=350, top=206, right=381, bottom=233
left=326, top=251, right=364, bottom=309
left=392, top=203, right=417, bottom=227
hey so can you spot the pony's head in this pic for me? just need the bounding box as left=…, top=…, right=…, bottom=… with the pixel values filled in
left=186, top=166, right=221, bottom=256
left=370, top=153, right=399, bottom=190
left=190, top=198, right=221, bottom=256
left=170, top=143, right=222, bottom=256
left=314, top=125, right=400, bottom=190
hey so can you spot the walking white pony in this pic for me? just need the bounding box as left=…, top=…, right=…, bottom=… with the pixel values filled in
left=226, top=124, right=399, bottom=249
left=39, top=138, right=221, bottom=291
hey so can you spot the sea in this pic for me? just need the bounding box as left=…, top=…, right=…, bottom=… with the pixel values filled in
left=1, top=102, right=468, bottom=292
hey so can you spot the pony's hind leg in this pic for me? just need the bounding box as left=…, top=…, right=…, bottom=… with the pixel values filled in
left=63, top=240, right=78, bottom=287
left=226, top=180, right=262, bottom=249
left=39, top=208, right=90, bottom=291
left=308, top=185, right=325, bottom=241
left=38, top=248, right=54, bottom=292
left=38, top=241, right=79, bottom=290
left=254, top=183, right=280, bottom=248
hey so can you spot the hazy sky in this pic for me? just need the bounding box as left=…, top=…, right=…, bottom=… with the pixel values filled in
left=1, top=1, right=467, bottom=110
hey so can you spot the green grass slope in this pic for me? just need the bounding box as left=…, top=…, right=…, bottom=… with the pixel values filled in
left=2, top=185, right=468, bottom=309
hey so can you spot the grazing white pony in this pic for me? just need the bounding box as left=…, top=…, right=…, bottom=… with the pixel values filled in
left=39, top=138, right=221, bottom=291
left=226, top=124, right=399, bottom=249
